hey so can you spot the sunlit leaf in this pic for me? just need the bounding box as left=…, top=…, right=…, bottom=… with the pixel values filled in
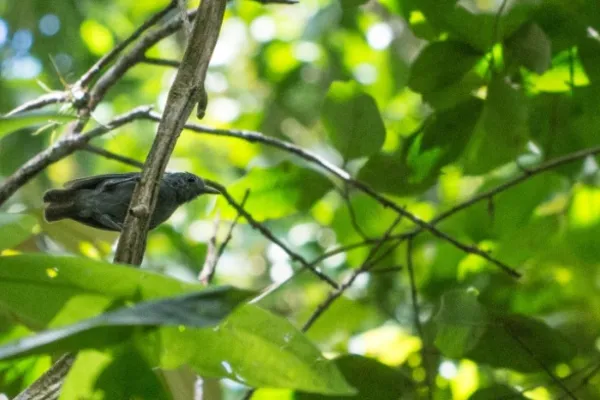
left=61, top=346, right=170, bottom=400
left=220, top=162, right=332, bottom=221
left=0, top=213, right=37, bottom=251
left=0, top=287, right=250, bottom=361
left=0, top=254, right=211, bottom=328
left=322, top=81, right=386, bottom=160
left=155, top=305, right=356, bottom=395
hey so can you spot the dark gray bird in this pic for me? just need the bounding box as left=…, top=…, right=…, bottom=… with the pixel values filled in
left=43, top=172, right=220, bottom=231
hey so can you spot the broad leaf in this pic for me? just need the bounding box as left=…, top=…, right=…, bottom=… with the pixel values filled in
left=294, top=355, right=414, bottom=399
left=220, top=162, right=332, bottom=220
left=409, top=41, right=482, bottom=96
left=0, top=254, right=213, bottom=328
left=0, top=287, right=251, bottom=360
left=505, top=23, right=551, bottom=74
left=466, top=314, right=576, bottom=372
left=434, top=290, right=488, bottom=358
left=154, top=304, right=356, bottom=395
left=322, top=81, right=386, bottom=160
left=461, top=75, right=529, bottom=173
left=0, top=213, right=37, bottom=251
left=61, top=346, right=170, bottom=400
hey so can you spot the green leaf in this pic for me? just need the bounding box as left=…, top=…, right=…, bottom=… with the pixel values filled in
left=220, top=162, right=332, bottom=221
left=61, top=346, right=170, bottom=400
left=408, top=41, right=483, bottom=96
left=0, top=287, right=251, bottom=361
left=0, top=113, right=75, bottom=139
left=340, top=0, right=368, bottom=9
left=0, top=213, right=38, bottom=251
left=359, top=98, right=482, bottom=195
left=434, top=290, right=488, bottom=358
left=466, top=314, right=576, bottom=372
left=505, top=23, right=551, bottom=74
left=461, top=75, right=529, bottom=174
left=578, top=37, right=600, bottom=83
left=155, top=305, right=356, bottom=395
left=322, top=81, right=386, bottom=160
left=0, top=254, right=212, bottom=328
left=294, top=355, right=413, bottom=399
left=469, top=385, right=525, bottom=400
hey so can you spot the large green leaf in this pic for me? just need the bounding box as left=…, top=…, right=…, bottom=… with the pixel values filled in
left=61, top=346, right=170, bottom=400
left=0, top=288, right=250, bottom=361
left=0, top=254, right=210, bottom=328
left=0, top=113, right=75, bottom=139
left=504, top=23, right=551, bottom=74
left=321, top=81, right=386, bottom=160
left=294, top=355, right=414, bottom=399
left=434, top=290, right=488, bottom=358
left=466, top=314, right=576, bottom=372
left=0, top=213, right=38, bottom=251
left=154, top=304, right=356, bottom=395
left=461, top=75, right=529, bottom=174
left=220, top=162, right=332, bottom=220
left=408, top=41, right=482, bottom=96
left=359, top=98, right=482, bottom=195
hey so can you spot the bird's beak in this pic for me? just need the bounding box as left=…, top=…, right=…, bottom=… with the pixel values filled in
left=203, top=185, right=221, bottom=195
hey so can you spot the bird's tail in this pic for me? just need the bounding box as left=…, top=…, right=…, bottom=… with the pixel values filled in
left=43, top=189, right=78, bottom=222
left=44, top=203, right=77, bottom=222
left=43, top=188, right=75, bottom=203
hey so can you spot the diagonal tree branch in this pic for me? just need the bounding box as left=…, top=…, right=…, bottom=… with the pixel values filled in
left=113, top=0, right=227, bottom=265
left=144, top=113, right=520, bottom=277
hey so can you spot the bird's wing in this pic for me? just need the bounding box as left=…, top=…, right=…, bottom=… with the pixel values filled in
left=64, top=172, right=141, bottom=190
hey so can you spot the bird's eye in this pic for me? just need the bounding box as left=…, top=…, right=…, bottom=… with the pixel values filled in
left=187, top=177, right=195, bottom=183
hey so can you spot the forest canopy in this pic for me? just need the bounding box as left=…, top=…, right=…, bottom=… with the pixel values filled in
left=1, top=0, right=600, bottom=399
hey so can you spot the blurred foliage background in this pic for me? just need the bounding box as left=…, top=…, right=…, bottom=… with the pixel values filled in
left=2, top=0, right=600, bottom=399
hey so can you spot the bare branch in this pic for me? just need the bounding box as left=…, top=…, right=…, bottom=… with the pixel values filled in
left=114, top=0, right=227, bottom=266
left=82, top=144, right=144, bottom=168
left=0, top=106, right=152, bottom=206
left=205, top=181, right=338, bottom=288
left=141, top=56, right=181, bottom=68
left=13, top=353, right=74, bottom=400
left=4, top=92, right=70, bottom=117
left=76, top=1, right=177, bottom=89
left=199, top=190, right=250, bottom=285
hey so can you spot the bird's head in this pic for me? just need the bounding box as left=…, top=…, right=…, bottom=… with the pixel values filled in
left=166, top=172, right=220, bottom=203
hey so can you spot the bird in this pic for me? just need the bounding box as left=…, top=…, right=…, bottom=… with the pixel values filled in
left=43, top=172, right=220, bottom=231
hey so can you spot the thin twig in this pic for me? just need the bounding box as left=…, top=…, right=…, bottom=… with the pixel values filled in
left=149, top=113, right=520, bottom=277
left=302, top=215, right=403, bottom=332
left=340, top=183, right=371, bottom=240
left=88, top=8, right=198, bottom=110
left=406, top=237, right=433, bottom=400
left=205, top=181, right=338, bottom=288
left=0, top=106, right=152, bottom=206
left=82, top=144, right=144, bottom=168
left=199, top=190, right=250, bottom=285
left=76, top=0, right=177, bottom=88
left=503, top=324, right=578, bottom=400
left=4, top=92, right=70, bottom=117
left=141, top=56, right=181, bottom=68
